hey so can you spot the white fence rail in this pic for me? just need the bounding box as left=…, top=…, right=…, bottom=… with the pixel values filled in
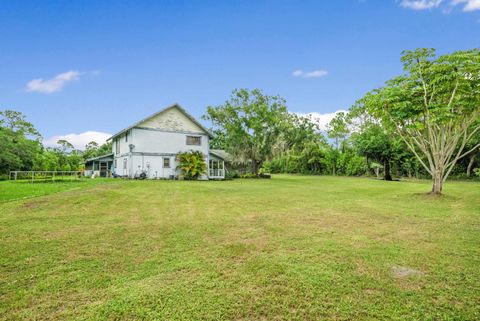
left=9, top=171, right=83, bottom=183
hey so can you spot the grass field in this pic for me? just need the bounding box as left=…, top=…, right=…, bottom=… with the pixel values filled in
left=0, top=178, right=112, bottom=203
left=1, top=176, right=479, bottom=320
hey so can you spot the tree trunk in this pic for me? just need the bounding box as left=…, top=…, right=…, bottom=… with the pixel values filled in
left=383, top=159, right=392, bottom=181
left=252, top=161, right=258, bottom=175
left=466, top=154, right=476, bottom=177
left=407, top=168, right=412, bottom=178
left=431, top=168, right=443, bottom=195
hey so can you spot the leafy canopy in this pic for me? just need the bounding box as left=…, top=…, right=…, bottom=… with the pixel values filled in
left=354, top=48, right=480, bottom=193
left=204, top=89, right=288, bottom=173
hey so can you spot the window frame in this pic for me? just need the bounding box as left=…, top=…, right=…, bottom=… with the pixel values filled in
left=186, top=135, right=201, bottom=146
left=163, top=157, right=170, bottom=168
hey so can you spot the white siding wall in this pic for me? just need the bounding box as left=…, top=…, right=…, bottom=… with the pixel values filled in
left=112, top=131, right=131, bottom=156
left=130, top=155, right=177, bottom=179
left=112, top=128, right=210, bottom=179
left=132, top=128, right=208, bottom=155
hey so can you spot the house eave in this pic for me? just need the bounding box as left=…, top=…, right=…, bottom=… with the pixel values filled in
left=85, top=153, right=114, bottom=162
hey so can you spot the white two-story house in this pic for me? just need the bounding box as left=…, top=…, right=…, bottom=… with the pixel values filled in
left=105, top=104, right=226, bottom=180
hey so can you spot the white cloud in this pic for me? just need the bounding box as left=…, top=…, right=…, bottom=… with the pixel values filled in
left=292, top=69, right=328, bottom=79
left=400, top=0, right=443, bottom=10
left=295, top=110, right=348, bottom=131
left=451, top=0, right=480, bottom=11
left=399, top=0, right=480, bottom=11
left=26, top=70, right=82, bottom=94
left=43, top=131, right=112, bottom=150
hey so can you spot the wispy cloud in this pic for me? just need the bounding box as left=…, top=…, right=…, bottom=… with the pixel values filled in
left=295, top=110, right=347, bottom=131
left=26, top=70, right=82, bottom=94
left=451, top=0, right=480, bottom=11
left=400, top=0, right=442, bottom=10
left=399, top=0, right=480, bottom=11
left=43, top=131, right=112, bottom=150
left=292, top=69, right=328, bottom=79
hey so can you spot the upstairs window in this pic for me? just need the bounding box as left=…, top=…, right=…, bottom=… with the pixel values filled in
left=163, top=157, right=170, bottom=168
left=125, top=130, right=129, bottom=142
left=186, top=135, right=201, bottom=146
left=115, top=139, right=120, bottom=154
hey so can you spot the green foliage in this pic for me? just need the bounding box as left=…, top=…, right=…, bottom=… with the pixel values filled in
left=224, top=170, right=239, bottom=180
left=204, top=88, right=288, bottom=174
left=0, top=109, right=41, bottom=138
left=351, top=123, right=403, bottom=180
left=82, top=141, right=113, bottom=162
left=209, top=129, right=228, bottom=150
left=474, top=168, right=480, bottom=177
left=176, top=150, right=207, bottom=180
left=1, top=109, right=113, bottom=175
left=0, top=111, right=42, bottom=174
left=238, top=172, right=270, bottom=179
left=337, top=150, right=367, bottom=176
left=354, top=48, right=480, bottom=193
left=239, top=173, right=258, bottom=179
left=327, top=112, right=349, bottom=149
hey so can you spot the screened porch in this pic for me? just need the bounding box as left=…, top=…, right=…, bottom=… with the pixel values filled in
left=208, top=159, right=225, bottom=179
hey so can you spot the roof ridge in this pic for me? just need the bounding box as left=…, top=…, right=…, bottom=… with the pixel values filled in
left=108, top=104, right=212, bottom=140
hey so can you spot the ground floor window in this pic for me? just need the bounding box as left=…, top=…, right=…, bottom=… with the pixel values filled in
left=123, top=158, right=127, bottom=169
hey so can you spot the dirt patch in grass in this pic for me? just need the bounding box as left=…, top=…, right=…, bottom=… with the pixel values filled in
left=21, top=198, right=48, bottom=210
left=391, top=265, right=425, bottom=278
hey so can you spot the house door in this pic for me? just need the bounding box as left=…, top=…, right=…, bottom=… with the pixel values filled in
left=100, top=161, right=108, bottom=177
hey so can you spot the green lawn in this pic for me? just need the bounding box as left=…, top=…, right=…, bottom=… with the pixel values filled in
left=1, top=176, right=479, bottom=320
left=0, top=178, right=113, bottom=203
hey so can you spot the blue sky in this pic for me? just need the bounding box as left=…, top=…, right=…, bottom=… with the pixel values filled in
left=1, top=0, right=479, bottom=148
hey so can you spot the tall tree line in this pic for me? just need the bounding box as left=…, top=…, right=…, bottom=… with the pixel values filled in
left=205, top=48, right=480, bottom=194
left=2, top=48, right=478, bottom=194
left=0, top=110, right=111, bottom=178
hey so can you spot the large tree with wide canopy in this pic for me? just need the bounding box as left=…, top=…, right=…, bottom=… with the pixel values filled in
left=355, top=48, right=480, bottom=194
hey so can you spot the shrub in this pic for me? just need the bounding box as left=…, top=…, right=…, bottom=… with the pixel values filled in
left=239, top=172, right=271, bottom=179
left=474, top=168, right=480, bottom=177
left=225, top=170, right=239, bottom=180
left=240, top=173, right=257, bottom=179
left=176, top=151, right=207, bottom=180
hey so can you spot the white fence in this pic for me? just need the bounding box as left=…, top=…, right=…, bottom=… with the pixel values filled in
left=9, top=171, right=83, bottom=183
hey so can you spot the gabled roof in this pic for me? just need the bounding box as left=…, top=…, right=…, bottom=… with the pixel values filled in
left=108, top=103, right=213, bottom=140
